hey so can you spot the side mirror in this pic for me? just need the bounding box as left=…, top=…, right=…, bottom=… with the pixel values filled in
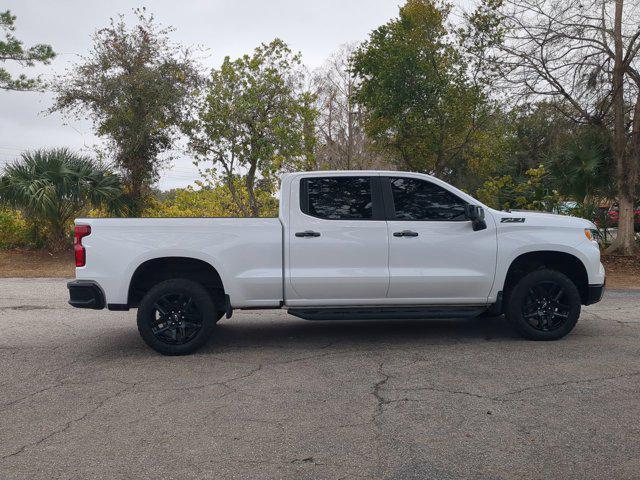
left=465, top=205, right=487, bottom=231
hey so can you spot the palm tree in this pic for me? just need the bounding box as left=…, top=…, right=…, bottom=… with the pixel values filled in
left=0, top=148, right=123, bottom=250
left=547, top=128, right=617, bottom=240
left=548, top=129, right=615, bottom=201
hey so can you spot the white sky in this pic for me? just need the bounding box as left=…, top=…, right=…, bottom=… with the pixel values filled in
left=0, top=0, right=472, bottom=190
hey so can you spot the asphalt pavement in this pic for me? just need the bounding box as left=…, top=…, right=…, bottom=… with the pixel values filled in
left=1, top=278, right=639, bottom=480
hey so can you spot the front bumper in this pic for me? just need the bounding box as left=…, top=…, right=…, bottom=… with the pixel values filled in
left=67, top=280, right=105, bottom=309
left=585, top=281, right=605, bottom=305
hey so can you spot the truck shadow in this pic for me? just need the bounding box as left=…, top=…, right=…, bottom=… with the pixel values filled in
left=203, top=314, right=519, bottom=353
left=90, top=314, right=522, bottom=359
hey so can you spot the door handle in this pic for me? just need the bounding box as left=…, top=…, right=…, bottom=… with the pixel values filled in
left=295, top=230, right=321, bottom=238
left=393, top=230, right=419, bottom=237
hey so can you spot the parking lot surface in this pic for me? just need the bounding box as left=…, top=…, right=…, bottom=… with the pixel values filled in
left=1, top=278, right=639, bottom=480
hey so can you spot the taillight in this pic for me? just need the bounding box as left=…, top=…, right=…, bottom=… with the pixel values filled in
left=74, top=225, right=91, bottom=267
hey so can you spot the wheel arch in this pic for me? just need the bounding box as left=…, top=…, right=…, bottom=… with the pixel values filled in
left=127, top=256, right=226, bottom=309
left=502, top=250, right=589, bottom=305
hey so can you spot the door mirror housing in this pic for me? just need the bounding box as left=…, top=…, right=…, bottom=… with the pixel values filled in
left=465, top=205, right=487, bottom=231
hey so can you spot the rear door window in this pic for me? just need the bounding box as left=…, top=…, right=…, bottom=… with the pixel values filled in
left=301, top=177, right=374, bottom=220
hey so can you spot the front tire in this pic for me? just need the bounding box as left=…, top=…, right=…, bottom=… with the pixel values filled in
left=506, top=269, right=581, bottom=341
left=137, top=279, right=217, bottom=355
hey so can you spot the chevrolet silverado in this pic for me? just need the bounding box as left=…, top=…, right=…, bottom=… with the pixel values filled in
left=68, top=171, right=606, bottom=355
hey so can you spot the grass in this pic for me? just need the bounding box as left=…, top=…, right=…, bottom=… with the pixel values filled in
left=0, top=249, right=75, bottom=278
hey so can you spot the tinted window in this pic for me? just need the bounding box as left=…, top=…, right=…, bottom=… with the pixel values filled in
left=390, top=177, right=467, bottom=221
left=303, top=177, right=373, bottom=220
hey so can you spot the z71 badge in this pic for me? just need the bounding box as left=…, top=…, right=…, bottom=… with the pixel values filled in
left=501, top=217, right=526, bottom=223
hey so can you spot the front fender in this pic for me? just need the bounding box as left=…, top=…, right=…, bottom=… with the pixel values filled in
left=490, top=227, right=603, bottom=300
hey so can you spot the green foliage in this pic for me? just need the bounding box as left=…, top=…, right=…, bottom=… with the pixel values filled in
left=351, top=0, right=506, bottom=189
left=50, top=9, right=200, bottom=216
left=546, top=127, right=615, bottom=205
left=186, top=39, right=316, bottom=216
left=475, top=103, right=616, bottom=220
left=458, top=0, right=505, bottom=70
left=477, top=165, right=561, bottom=211
left=0, top=207, right=34, bottom=249
left=0, top=10, right=55, bottom=91
left=145, top=182, right=278, bottom=218
left=457, top=0, right=506, bottom=98
left=486, top=103, right=615, bottom=219
left=503, top=103, right=574, bottom=176
left=0, top=149, right=124, bottom=250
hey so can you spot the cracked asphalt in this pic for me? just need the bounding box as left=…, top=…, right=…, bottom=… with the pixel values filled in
left=1, top=278, right=639, bottom=480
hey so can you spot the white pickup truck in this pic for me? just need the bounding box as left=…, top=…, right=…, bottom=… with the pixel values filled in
left=68, top=171, right=605, bottom=355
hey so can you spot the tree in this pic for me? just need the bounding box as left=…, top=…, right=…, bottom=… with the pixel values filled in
left=547, top=127, right=615, bottom=208
left=477, top=165, right=561, bottom=211
left=0, top=207, right=33, bottom=249
left=186, top=39, right=315, bottom=216
left=50, top=9, right=200, bottom=216
left=0, top=10, right=55, bottom=91
left=501, top=102, right=573, bottom=176
left=473, top=0, right=640, bottom=254
left=0, top=149, right=123, bottom=250
left=312, top=44, right=390, bottom=170
left=351, top=0, right=506, bottom=190
left=496, top=101, right=615, bottom=210
left=146, top=182, right=279, bottom=219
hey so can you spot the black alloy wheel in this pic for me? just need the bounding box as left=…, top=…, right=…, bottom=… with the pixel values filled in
left=506, top=269, right=581, bottom=341
left=137, top=279, right=217, bottom=355
left=150, top=293, right=203, bottom=345
left=521, top=280, right=571, bottom=332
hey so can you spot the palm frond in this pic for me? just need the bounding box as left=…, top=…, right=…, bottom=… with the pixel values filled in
left=0, top=148, right=124, bottom=246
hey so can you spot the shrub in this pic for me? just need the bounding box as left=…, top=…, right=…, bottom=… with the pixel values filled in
left=0, top=207, right=35, bottom=249
left=145, top=184, right=279, bottom=218
left=477, top=166, right=561, bottom=212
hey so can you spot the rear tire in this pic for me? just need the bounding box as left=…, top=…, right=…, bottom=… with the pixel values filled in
left=506, top=269, right=581, bottom=341
left=137, top=279, right=217, bottom=355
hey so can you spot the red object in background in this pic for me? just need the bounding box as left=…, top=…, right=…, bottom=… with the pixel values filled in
left=74, top=225, right=91, bottom=267
left=595, top=207, right=640, bottom=229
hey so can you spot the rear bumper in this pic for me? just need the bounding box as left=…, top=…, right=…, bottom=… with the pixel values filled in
left=585, top=282, right=605, bottom=306
left=67, top=280, right=105, bottom=310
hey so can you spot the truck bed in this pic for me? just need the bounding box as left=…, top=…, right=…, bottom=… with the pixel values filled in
left=75, top=217, right=284, bottom=308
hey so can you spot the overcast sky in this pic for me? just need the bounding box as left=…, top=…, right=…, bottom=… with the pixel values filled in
left=1, top=0, right=470, bottom=190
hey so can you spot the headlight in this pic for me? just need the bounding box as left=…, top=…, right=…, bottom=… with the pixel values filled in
left=584, top=228, right=599, bottom=242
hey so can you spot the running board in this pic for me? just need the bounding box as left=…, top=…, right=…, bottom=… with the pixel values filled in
left=287, top=306, right=486, bottom=321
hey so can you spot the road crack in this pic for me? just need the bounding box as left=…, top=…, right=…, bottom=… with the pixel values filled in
left=0, top=382, right=137, bottom=462
left=388, top=370, right=640, bottom=403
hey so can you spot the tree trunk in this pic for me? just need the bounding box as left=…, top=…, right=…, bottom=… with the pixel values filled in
left=47, top=219, right=69, bottom=253
left=613, top=93, right=640, bottom=253
left=612, top=195, right=636, bottom=254
left=347, top=80, right=354, bottom=170
left=606, top=0, right=637, bottom=255
left=245, top=160, right=259, bottom=217
left=302, top=105, right=316, bottom=170
left=224, top=174, right=249, bottom=217
left=127, top=169, right=146, bottom=217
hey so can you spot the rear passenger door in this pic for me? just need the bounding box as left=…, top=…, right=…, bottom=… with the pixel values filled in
left=287, top=175, right=389, bottom=305
left=383, top=176, right=497, bottom=304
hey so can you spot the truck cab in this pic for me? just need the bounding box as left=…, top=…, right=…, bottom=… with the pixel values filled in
left=283, top=172, right=498, bottom=307
left=68, top=170, right=605, bottom=355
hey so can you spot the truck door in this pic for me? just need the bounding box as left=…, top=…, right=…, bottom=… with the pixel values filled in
left=286, top=175, right=389, bottom=305
left=383, top=176, right=497, bottom=304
